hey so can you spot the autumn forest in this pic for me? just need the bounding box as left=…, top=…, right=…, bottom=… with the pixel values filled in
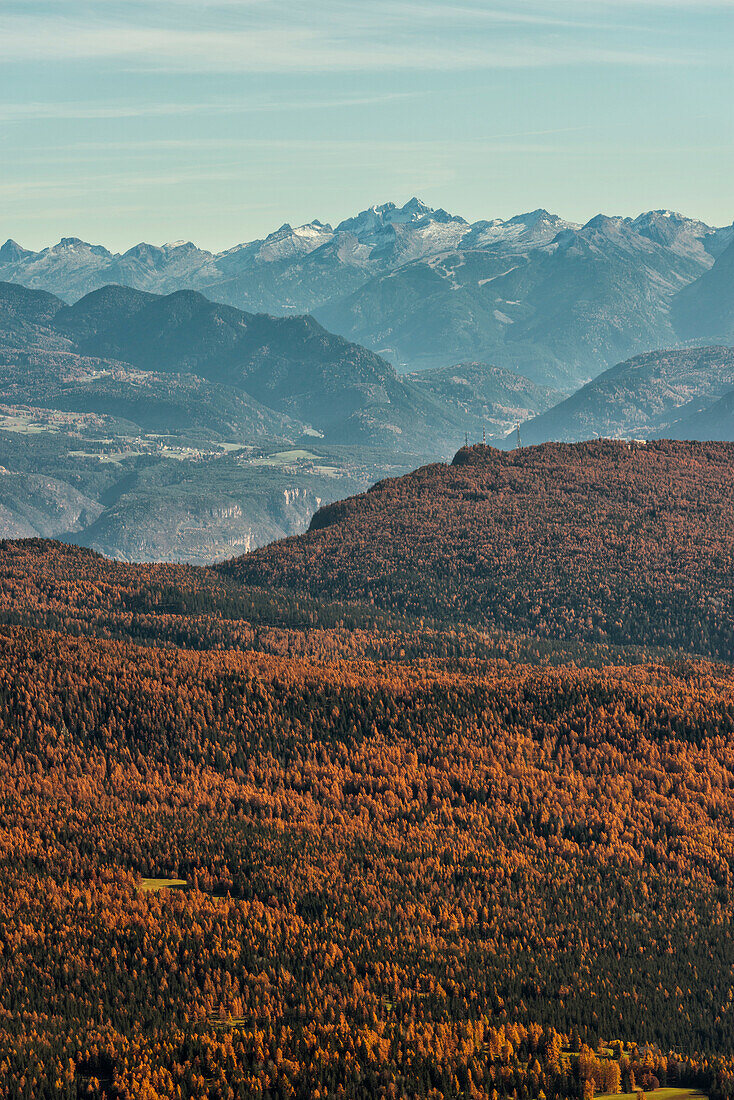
left=3, top=443, right=734, bottom=1100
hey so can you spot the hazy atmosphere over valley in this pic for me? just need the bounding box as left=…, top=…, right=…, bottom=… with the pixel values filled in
left=2, top=2, right=734, bottom=1099
left=2, top=0, right=733, bottom=562
left=2, top=196, right=734, bottom=561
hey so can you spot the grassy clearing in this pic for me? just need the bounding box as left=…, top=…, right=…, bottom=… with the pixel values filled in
left=596, top=1091, right=707, bottom=1100
left=139, top=877, right=187, bottom=893
left=0, top=406, right=115, bottom=435
left=0, top=410, right=67, bottom=435
left=252, top=449, right=320, bottom=465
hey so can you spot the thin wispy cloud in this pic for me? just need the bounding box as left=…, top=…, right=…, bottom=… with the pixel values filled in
left=0, top=16, right=706, bottom=71
left=23, top=0, right=734, bottom=8
left=10, top=136, right=597, bottom=165
left=7, top=0, right=731, bottom=54
left=0, top=91, right=421, bottom=123
left=2, top=0, right=722, bottom=72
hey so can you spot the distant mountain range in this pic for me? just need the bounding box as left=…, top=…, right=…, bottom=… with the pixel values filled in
left=0, top=281, right=554, bottom=560
left=317, top=209, right=733, bottom=386
left=2, top=281, right=553, bottom=448
left=3, top=194, right=734, bottom=563
left=3, top=200, right=733, bottom=387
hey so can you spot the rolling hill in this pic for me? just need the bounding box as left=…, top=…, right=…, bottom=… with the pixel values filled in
left=223, top=439, right=734, bottom=658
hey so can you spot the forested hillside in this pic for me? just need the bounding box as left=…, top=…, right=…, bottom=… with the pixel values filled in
left=507, top=348, right=734, bottom=445
left=6, top=0, right=734, bottom=1095
left=226, top=440, right=734, bottom=660
left=5, top=439, right=734, bottom=1096
left=1, top=539, right=734, bottom=1098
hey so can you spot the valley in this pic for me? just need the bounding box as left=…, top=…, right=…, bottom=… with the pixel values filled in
left=0, top=280, right=555, bottom=560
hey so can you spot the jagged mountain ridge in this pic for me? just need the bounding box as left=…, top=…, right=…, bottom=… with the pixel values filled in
left=0, top=199, right=573, bottom=305
left=317, top=211, right=733, bottom=386
left=4, top=200, right=732, bottom=386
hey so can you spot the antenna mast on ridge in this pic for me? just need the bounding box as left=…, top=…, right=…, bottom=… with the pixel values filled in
left=482, top=427, right=486, bottom=445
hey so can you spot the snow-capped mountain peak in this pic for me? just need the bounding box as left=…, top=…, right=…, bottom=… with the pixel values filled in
left=256, top=221, right=335, bottom=264
left=461, top=210, right=577, bottom=252
left=0, top=202, right=730, bottom=346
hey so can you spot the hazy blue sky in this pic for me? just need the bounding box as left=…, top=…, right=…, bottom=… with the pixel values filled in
left=2, top=0, right=733, bottom=251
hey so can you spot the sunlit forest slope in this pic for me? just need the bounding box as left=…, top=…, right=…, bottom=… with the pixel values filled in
left=2, top=438, right=734, bottom=1098
left=225, top=440, right=734, bottom=660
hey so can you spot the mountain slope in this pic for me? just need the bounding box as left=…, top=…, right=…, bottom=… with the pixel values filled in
left=0, top=237, right=117, bottom=300
left=659, top=386, right=734, bottom=441
left=673, top=237, right=734, bottom=344
left=3, top=202, right=730, bottom=386
left=316, top=213, right=718, bottom=385
left=506, top=346, right=734, bottom=444
left=223, top=439, right=734, bottom=658
left=0, top=471, right=103, bottom=539
left=0, top=280, right=68, bottom=351
left=51, top=284, right=469, bottom=445
left=0, top=281, right=471, bottom=561
left=0, top=349, right=299, bottom=440
left=406, top=362, right=561, bottom=439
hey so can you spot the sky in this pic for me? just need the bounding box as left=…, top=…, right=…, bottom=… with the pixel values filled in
left=1, top=0, right=733, bottom=253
